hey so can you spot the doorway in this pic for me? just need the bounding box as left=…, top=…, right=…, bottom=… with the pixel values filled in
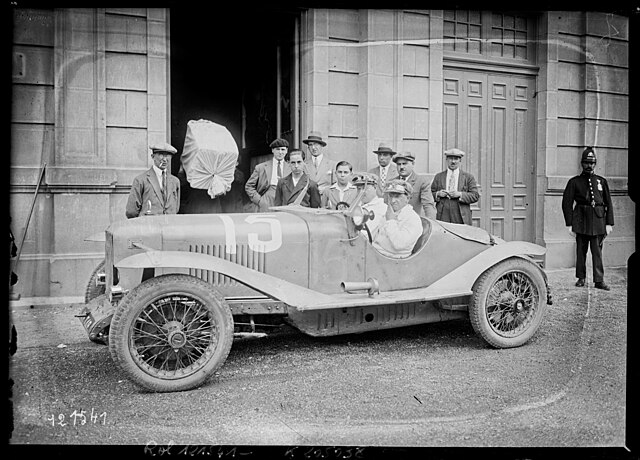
left=443, top=69, right=537, bottom=242
left=169, top=7, right=300, bottom=212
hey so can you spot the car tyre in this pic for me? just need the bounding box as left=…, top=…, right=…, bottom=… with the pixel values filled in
left=84, top=259, right=106, bottom=304
left=469, top=257, right=547, bottom=348
left=109, top=274, right=234, bottom=392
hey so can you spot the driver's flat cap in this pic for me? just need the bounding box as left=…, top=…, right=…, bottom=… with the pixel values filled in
left=352, top=172, right=378, bottom=186
left=149, top=142, right=177, bottom=155
left=384, top=178, right=413, bottom=195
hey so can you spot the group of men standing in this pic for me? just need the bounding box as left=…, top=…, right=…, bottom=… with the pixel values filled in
left=124, top=135, right=615, bottom=288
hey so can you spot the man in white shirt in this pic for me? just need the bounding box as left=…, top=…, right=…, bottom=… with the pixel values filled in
left=372, top=179, right=423, bottom=259
left=245, top=138, right=291, bottom=211
left=352, top=173, right=387, bottom=237
left=368, top=142, right=398, bottom=197
left=431, top=148, right=480, bottom=225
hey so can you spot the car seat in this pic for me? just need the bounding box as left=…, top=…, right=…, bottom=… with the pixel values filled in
left=411, top=217, right=431, bottom=254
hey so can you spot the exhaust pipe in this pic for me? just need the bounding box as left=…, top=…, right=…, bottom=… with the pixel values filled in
left=341, top=278, right=380, bottom=296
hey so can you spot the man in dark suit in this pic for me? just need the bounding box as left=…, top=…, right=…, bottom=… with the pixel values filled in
left=245, top=138, right=291, bottom=211
left=274, top=150, right=321, bottom=208
left=393, top=152, right=436, bottom=219
left=368, top=142, right=398, bottom=197
left=431, top=148, right=480, bottom=225
left=562, top=147, right=614, bottom=290
left=126, top=142, right=181, bottom=218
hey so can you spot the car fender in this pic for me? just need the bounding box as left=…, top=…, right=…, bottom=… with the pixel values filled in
left=115, top=250, right=336, bottom=309
left=426, top=240, right=546, bottom=295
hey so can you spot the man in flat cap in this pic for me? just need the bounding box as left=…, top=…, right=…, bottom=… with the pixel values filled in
left=302, top=131, right=337, bottom=198
left=562, top=147, right=614, bottom=290
left=245, top=138, right=291, bottom=212
left=431, top=148, right=480, bottom=225
left=126, top=142, right=181, bottom=218
left=372, top=179, right=423, bottom=259
left=352, top=173, right=387, bottom=237
left=368, top=142, right=398, bottom=197
left=393, top=152, right=436, bottom=219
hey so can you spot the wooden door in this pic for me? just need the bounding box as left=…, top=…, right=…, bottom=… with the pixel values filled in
left=443, top=69, right=536, bottom=242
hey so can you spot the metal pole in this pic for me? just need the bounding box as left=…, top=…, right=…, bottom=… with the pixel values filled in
left=14, top=162, right=47, bottom=270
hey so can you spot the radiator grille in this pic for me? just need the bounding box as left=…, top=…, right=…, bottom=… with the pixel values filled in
left=188, top=244, right=266, bottom=286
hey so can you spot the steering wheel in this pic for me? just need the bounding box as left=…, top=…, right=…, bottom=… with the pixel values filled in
left=364, top=223, right=373, bottom=243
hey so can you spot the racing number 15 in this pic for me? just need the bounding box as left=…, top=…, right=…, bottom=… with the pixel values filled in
left=218, top=214, right=282, bottom=254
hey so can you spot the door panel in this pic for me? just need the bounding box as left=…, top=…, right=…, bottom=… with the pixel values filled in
left=443, top=69, right=536, bottom=242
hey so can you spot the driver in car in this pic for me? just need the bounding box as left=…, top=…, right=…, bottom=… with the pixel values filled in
left=352, top=173, right=387, bottom=237
left=372, top=179, right=423, bottom=259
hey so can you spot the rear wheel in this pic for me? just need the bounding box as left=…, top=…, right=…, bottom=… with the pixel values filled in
left=108, top=274, right=233, bottom=392
left=469, top=257, right=547, bottom=348
left=84, top=260, right=106, bottom=303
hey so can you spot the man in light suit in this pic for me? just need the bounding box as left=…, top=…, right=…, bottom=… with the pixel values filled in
left=274, top=150, right=321, bottom=208
left=368, top=142, right=398, bottom=197
left=245, top=138, right=291, bottom=212
left=126, top=142, right=181, bottom=218
left=393, top=152, right=436, bottom=220
left=431, top=148, right=480, bottom=225
left=321, top=161, right=359, bottom=209
left=302, top=131, right=337, bottom=198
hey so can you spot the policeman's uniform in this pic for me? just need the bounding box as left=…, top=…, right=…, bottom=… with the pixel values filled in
left=561, top=148, right=614, bottom=288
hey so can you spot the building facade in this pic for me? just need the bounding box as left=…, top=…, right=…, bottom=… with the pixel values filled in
left=10, top=8, right=632, bottom=298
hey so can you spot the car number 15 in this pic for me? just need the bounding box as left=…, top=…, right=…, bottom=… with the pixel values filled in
left=218, top=214, right=283, bottom=254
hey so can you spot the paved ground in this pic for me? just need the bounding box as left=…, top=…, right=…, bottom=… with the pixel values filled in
left=7, top=265, right=633, bottom=456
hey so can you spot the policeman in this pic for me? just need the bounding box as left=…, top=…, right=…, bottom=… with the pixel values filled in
left=562, top=147, right=614, bottom=290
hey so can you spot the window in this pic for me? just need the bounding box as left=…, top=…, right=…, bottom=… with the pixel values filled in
left=444, top=10, right=536, bottom=64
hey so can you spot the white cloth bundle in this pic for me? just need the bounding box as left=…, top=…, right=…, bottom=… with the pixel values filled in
left=181, top=119, right=239, bottom=198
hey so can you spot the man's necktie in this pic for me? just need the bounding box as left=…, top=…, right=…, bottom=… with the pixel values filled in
left=380, top=167, right=386, bottom=187
left=277, top=160, right=283, bottom=179
left=313, top=157, right=318, bottom=169
left=448, top=171, right=455, bottom=192
left=162, top=170, right=167, bottom=202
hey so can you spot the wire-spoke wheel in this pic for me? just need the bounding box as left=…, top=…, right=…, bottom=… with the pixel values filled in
left=109, top=274, right=233, bottom=392
left=469, top=257, right=547, bottom=348
left=84, top=259, right=106, bottom=304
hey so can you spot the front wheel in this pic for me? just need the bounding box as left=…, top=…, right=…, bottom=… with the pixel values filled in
left=84, top=260, right=106, bottom=303
left=469, top=257, right=547, bottom=348
left=108, top=274, right=234, bottom=392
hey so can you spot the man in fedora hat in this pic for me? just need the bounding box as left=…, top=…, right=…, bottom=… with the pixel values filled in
left=126, top=142, right=181, bottom=218
left=372, top=179, right=423, bottom=259
left=393, top=152, right=436, bottom=219
left=368, top=142, right=398, bottom=197
left=431, top=148, right=480, bottom=225
left=562, top=147, right=614, bottom=290
left=245, top=137, right=291, bottom=212
left=302, top=131, right=337, bottom=197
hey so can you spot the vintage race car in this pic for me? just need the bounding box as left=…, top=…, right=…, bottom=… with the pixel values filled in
left=78, top=190, right=552, bottom=393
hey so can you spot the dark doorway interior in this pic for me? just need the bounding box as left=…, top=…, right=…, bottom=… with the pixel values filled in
left=170, top=7, right=298, bottom=213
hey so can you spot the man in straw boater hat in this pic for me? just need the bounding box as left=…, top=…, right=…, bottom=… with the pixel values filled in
left=274, top=149, right=321, bottom=208
left=368, top=142, right=398, bottom=197
left=372, top=179, right=423, bottom=259
left=126, top=142, right=181, bottom=218
left=562, top=147, right=614, bottom=290
left=302, top=131, right=337, bottom=198
left=431, top=148, right=480, bottom=225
